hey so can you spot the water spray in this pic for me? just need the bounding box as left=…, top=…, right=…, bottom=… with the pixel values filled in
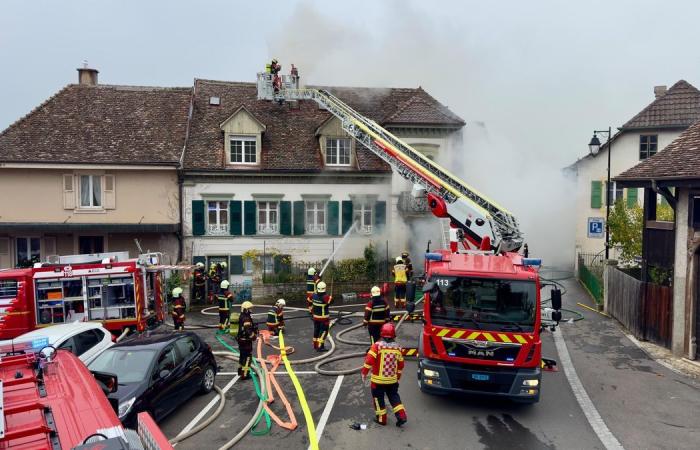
left=319, top=221, right=358, bottom=276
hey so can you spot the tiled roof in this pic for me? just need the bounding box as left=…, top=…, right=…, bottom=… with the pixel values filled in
left=0, top=84, right=192, bottom=165
left=621, top=80, right=700, bottom=130
left=616, top=119, right=700, bottom=181
left=183, top=80, right=464, bottom=171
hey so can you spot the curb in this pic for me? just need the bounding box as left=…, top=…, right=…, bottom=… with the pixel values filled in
left=622, top=332, right=699, bottom=381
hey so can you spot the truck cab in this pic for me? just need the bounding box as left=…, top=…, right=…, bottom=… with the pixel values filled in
left=417, top=249, right=542, bottom=403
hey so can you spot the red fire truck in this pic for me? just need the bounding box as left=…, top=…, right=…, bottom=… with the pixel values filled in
left=0, top=252, right=169, bottom=340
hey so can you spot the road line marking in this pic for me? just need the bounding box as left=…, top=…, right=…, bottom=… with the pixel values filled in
left=310, top=375, right=344, bottom=450
left=553, top=328, right=624, bottom=450
left=173, top=375, right=239, bottom=446
left=217, top=371, right=319, bottom=376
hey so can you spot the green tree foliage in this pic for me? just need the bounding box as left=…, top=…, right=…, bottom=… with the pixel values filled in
left=607, top=200, right=643, bottom=265
left=363, top=243, right=378, bottom=280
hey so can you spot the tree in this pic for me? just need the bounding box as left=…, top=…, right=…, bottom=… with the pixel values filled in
left=607, top=200, right=643, bottom=265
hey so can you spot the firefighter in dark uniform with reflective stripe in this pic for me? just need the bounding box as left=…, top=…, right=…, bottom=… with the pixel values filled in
left=171, top=287, right=186, bottom=331
left=266, top=299, right=285, bottom=336
left=401, top=251, right=413, bottom=279
left=218, top=280, right=233, bottom=330
left=312, top=281, right=332, bottom=351
left=192, top=262, right=206, bottom=303
left=363, top=285, right=390, bottom=344
left=237, top=301, right=257, bottom=380
left=306, top=267, right=320, bottom=313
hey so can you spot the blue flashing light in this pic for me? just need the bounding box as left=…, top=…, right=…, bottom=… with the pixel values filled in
left=31, top=337, right=49, bottom=349
left=522, top=258, right=542, bottom=267
left=425, top=253, right=443, bottom=261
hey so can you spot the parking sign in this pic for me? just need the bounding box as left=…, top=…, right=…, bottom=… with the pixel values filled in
left=588, top=217, right=605, bottom=238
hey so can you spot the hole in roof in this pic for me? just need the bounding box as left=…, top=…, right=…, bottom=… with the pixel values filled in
left=209, top=96, right=221, bottom=106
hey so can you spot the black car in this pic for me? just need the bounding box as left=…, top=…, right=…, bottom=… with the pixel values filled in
left=88, top=330, right=217, bottom=426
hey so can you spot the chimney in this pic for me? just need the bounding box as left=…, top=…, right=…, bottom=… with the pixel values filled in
left=77, top=63, right=99, bottom=86
left=654, top=85, right=667, bottom=98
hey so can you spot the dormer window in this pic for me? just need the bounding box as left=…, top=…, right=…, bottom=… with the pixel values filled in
left=230, top=136, right=257, bottom=164
left=326, top=138, right=351, bottom=166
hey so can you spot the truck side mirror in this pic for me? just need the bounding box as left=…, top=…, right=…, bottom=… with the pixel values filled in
left=551, top=288, right=562, bottom=311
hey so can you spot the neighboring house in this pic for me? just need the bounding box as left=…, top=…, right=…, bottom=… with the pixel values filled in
left=569, top=80, right=700, bottom=259
left=615, top=118, right=700, bottom=359
left=0, top=67, right=190, bottom=268
left=181, top=79, right=465, bottom=280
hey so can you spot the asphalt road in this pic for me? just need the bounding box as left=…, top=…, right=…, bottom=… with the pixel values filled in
left=157, top=277, right=699, bottom=450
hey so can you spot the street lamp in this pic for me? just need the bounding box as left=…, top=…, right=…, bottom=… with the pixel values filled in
left=588, top=127, right=612, bottom=260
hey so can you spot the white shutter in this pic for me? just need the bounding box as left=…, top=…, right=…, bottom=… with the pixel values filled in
left=104, top=174, right=116, bottom=209
left=62, top=174, right=76, bottom=209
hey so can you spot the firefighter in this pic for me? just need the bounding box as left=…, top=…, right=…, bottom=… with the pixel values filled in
left=522, top=243, right=529, bottom=258
left=270, top=58, right=282, bottom=93
left=218, top=280, right=233, bottom=331
left=266, top=298, right=285, bottom=336
left=237, top=301, right=258, bottom=380
left=306, top=267, right=320, bottom=313
left=171, top=287, right=186, bottom=331
left=192, top=262, right=206, bottom=303
left=401, top=251, right=413, bottom=279
left=361, top=323, right=407, bottom=427
left=392, top=256, right=408, bottom=309
left=208, top=263, right=221, bottom=302
left=364, top=285, right=390, bottom=344
left=311, top=281, right=332, bottom=352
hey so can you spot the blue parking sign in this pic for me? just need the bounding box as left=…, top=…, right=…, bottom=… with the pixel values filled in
left=588, top=217, right=605, bottom=238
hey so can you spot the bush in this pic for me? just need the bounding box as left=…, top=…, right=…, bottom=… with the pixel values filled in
left=364, top=243, right=378, bottom=280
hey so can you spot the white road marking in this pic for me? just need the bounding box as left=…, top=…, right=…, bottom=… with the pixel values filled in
left=553, top=328, right=624, bottom=450
left=216, top=371, right=319, bottom=376
left=310, top=375, right=344, bottom=450
left=172, top=375, right=239, bottom=446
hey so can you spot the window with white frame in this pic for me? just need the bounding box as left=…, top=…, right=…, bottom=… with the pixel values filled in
left=355, top=202, right=373, bottom=234
left=230, top=136, right=257, bottom=164
left=207, top=201, right=229, bottom=234
left=79, top=175, right=102, bottom=208
left=305, top=201, right=326, bottom=234
left=605, top=181, right=624, bottom=206
left=258, top=201, right=279, bottom=234
left=16, top=237, right=40, bottom=266
left=326, top=138, right=351, bottom=166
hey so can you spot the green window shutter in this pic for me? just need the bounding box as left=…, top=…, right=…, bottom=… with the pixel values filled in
left=590, top=181, right=602, bottom=209
left=230, top=201, right=242, bottom=235
left=192, top=200, right=205, bottom=236
left=280, top=201, right=292, bottom=235
left=293, top=201, right=305, bottom=235
left=626, top=188, right=638, bottom=208
left=244, top=201, right=257, bottom=235
left=192, top=256, right=206, bottom=266
left=327, top=201, right=339, bottom=236
left=342, top=201, right=353, bottom=234
left=375, top=201, right=386, bottom=231
left=229, top=255, right=244, bottom=275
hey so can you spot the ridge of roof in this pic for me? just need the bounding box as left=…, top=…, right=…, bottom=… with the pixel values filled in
left=621, top=80, right=700, bottom=130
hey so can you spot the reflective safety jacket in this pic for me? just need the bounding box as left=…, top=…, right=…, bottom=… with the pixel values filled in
left=237, top=310, right=258, bottom=347
left=361, top=340, right=404, bottom=385
left=392, top=263, right=408, bottom=284
left=306, top=274, right=320, bottom=310
left=312, top=293, right=332, bottom=321
left=218, top=290, right=233, bottom=311
left=364, top=296, right=390, bottom=325
left=194, top=270, right=206, bottom=286
left=172, top=297, right=186, bottom=320
left=266, top=307, right=284, bottom=328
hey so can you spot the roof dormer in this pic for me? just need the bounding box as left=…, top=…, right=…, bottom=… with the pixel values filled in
left=220, top=106, right=266, bottom=166
left=315, top=116, right=356, bottom=169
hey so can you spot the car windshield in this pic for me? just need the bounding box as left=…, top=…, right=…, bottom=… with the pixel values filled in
left=428, top=276, right=537, bottom=331
left=89, top=348, right=157, bottom=384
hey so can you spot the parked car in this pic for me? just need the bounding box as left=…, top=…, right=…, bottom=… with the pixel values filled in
left=0, top=322, right=114, bottom=365
left=88, top=330, right=217, bottom=426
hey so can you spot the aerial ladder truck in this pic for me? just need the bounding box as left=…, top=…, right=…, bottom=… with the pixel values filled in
left=258, top=71, right=558, bottom=402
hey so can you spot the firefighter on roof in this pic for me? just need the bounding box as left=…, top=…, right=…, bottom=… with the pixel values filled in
left=192, top=262, right=206, bottom=303
left=218, top=280, right=233, bottom=331
left=237, top=301, right=258, bottom=380
left=361, top=323, right=407, bottom=427
left=266, top=298, right=286, bottom=336
left=312, top=281, right=332, bottom=352
left=364, top=285, right=390, bottom=344
left=171, top=287, right=186, bottom=331
left=306, top=267, right=320, bottom=313
left=392, top=256, right=408, bottom=309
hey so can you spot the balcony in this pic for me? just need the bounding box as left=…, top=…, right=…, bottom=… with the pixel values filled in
left=306, top=223, right=327, bottom=235
left=208, top=223, right=229, bottom=235
left=398, top=191, right=431, bottom=217
left=258, top=223, right=279, bottom=235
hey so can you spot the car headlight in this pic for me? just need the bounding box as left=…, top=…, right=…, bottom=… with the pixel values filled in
left=423, top=368, right=440, bottom=378
left=118, top=397, right=136, bottom=419
left=522, top=379, right=539, bottom=387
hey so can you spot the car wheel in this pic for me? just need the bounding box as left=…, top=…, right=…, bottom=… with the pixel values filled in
left=200, top=365, right=215, bottom=394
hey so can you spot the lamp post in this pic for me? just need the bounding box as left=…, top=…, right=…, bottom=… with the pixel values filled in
left=588, top=127, right=612, bottom=260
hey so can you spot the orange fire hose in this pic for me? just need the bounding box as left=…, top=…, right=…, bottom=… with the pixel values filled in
left=257, top=330, right=298, bottom=430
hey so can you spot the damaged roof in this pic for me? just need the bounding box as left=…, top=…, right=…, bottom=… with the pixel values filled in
left=0, top=84, right=192, bottom=165
left=621, top=80, right=700, bottom=130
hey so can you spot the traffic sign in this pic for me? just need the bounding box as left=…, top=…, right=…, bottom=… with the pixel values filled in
left=588, top=217, right=605, bottom=238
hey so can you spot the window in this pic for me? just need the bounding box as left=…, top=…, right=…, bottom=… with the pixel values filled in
left=230, top=136, right=257, bottom=164
left=16, top=237, right=40, bottom=266
left=305, top=201, right=326, bottom=234
left=356, top=202, right=373, bottom=234
left=244, top=257, right=254, bottom=274
left=156, top=346, right=181, bottom=374
left=79, top=236, right=104, bottom=254
left=639, top=135, right=658, bottom=160
left=606, top=182, right=624, bottom=206
left=74, top=329, right=102, bottom=356
left=59, top=337, right=76, bottom=353
left=258, top=201, right=279, bottom=234
left=261, top=255, right=274, bottom=274
left=175, top=336, right=198, bottom=359
left=326, top=138, right=351, bottom=166
left=80, top=175, right=102, bottom=208
left=207, top=201, right=229, bottom=235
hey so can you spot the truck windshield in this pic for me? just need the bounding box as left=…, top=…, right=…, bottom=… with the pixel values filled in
left=428, top=276, right=536, bottom=331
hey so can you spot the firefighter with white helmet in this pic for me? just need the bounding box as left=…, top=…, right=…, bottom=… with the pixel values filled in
left=218, top=279, right=233, bottom=331
left=237, top=301, right=257, bottom=379
left=306, top=267, right=320, bottom=313
left=311, top=281, right=332, bottom=351
left=267, top=298, right=286, bottom=336
left=364, top=285, right=390, bottom=344
left=171, top=287, right=186, bottom=331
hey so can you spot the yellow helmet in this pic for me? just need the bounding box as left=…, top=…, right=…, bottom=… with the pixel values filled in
left=241, top=301, right=254, bottom=311
left=307, top=267, right=316, bottom=276
left=172, top=287, right=183, bottom=297
left=371, top=286, right=381, bottom=296
left=316, top=281, right=327, bottom=293
left=220, top=280, right=230, bottom=289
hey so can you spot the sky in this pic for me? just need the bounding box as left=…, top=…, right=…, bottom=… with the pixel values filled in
left=2, top=0, right=700, bottom=265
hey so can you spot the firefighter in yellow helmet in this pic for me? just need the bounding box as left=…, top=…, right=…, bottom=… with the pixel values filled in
left=171, top=287, right=186, bottom=331
left=392, top=256, right=408, bottom=309
left=237, top=301, right=257, bottom=380
left=311, top=281, right=332, bottom=351
left=363, top=285, right=390, bottom=344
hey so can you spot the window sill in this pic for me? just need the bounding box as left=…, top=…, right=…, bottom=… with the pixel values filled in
left=73, top=208, right=107, bottom=214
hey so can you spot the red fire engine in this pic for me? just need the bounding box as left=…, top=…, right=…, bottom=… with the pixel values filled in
left=0, top=252, right=169, bottom=340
